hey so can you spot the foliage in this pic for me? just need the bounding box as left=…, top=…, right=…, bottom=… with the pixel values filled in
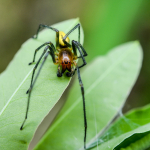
left=0, top=18, right=83, bottom=150
left=34, top=40, right=142, bottom=149
left=0, top=18, right=148, bottom=150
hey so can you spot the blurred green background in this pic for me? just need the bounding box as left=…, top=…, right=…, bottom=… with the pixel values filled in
left=0, top=0, right=150, bottom=112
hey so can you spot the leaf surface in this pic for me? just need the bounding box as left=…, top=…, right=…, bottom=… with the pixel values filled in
left=34, top=41, right=142, bottom=150
left=0, top=18, right=84, bottom=150
left=89, top=104, right=150, bottom=150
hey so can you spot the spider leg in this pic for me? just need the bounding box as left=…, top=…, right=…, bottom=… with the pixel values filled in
left=32, top=24, right=59, bottom=48
left=20, top=51, right=51, bottom=130
left=76, top=65, right=87, bottom=150
left=63, top=23, right=81, bottom=47
left=63, top=23, right=80, bottom=43
left=72, top=41, right=88, bottom=58
left=29, top=42, right=56, bottom=65
left=76, top=42, right=88, bottom=58
left=27, top=45, right=48, bottom=94
left=72, top=40, right=87, bottom=69
left=26, top=45, right=56, bottom=94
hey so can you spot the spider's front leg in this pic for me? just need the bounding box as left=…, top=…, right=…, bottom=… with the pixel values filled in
left=26, top=44, right=56, bottom=94
left=20, top=50, right=51, bottom=130
left=20, top=46, right=56, bottom=130
left=26, top=45, right=49, bottom=94
left=28, top=42, right=55, bottom=66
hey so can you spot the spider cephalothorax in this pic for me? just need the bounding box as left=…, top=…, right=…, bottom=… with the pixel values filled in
left=20, top=23, right=88, bottom=149
left=58, top=49, right=74, bottom=73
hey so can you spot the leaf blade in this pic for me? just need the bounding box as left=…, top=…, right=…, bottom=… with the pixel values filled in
left=90, top=104, right=150, bottom=150
left=35, top=41, right=142, bottom=150
left=0, top=18, right=84, bottom=150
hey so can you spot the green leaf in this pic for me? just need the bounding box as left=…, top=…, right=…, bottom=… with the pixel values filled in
left=34, top=41, right=142, bottom=150
left=115, top=131, right=150, bottom=150
left=90, top=104, right=150, bottom=150
left=0, top=18, right=84, bottom=150
left=113, top=104, right=150, bottom=150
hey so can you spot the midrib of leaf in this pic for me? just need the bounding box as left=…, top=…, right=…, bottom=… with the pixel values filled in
left=0, top=18, right=80, bottom=117
left=47, top=41, right=139, bottom=135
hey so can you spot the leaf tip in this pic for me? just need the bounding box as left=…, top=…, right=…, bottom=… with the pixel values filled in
left=134, top=40, right=143, bottom=59
left=76, top=17, right=80, bottom=22
left=134, top=40, right=140, bottom=46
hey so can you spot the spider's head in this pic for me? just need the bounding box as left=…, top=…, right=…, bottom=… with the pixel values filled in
left=59, top=31, right=70, bottom=47
left=59, top=50, right=72, bottom=73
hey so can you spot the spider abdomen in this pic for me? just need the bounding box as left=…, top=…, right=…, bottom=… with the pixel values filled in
left=59, top=31, right=70, bottom=47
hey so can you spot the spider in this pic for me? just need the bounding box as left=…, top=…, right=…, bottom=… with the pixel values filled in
left=20, top=23, right=88, bottom=149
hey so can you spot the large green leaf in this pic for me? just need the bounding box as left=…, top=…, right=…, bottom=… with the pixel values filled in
left=89, top=104, right=150, bottom=150
left=0, top=18, right=84, bottom=150
left=34, top=41, right=142, bottom=150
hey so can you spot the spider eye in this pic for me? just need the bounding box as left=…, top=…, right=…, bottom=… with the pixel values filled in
left=65, top=61, right=68, bottom=64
